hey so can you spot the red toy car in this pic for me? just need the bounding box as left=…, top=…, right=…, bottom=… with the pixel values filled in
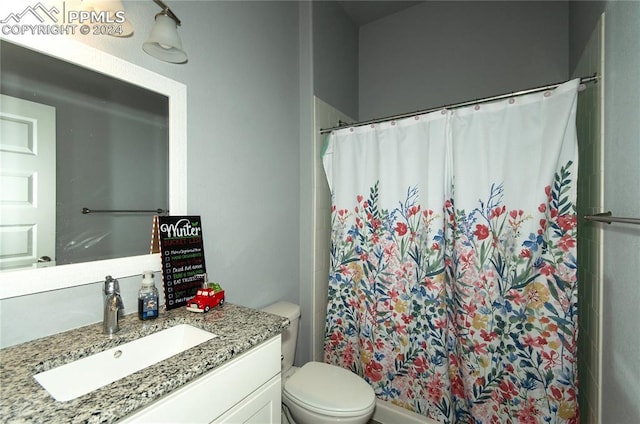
left=186, top=283, right=225, bottom=313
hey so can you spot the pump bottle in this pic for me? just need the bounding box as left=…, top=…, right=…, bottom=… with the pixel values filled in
left=138, top=271, right=159, bottom=320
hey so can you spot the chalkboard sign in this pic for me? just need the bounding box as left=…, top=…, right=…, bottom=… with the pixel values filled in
left=154, top=216, right=207, bottom=310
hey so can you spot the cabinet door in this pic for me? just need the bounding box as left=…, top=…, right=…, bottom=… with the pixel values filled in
left=119, top=336, right=281, bottom=423
left=212, top=374, right=281, bottom=424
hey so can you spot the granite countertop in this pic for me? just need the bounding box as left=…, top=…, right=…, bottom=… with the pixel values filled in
left=0, top=303, right=288, bottom=423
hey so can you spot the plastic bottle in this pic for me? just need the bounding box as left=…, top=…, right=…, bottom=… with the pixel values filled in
left=138, top=271, right=159, bottom=320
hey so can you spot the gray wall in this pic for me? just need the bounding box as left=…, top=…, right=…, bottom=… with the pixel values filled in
left=569, top=1, right=606, bottom=72
left=312, top=1, right=359, bottom=120
left=180, top=1, right=300, bottom=310
left=602, top=2, right=640, bottom=422
left=358, top=1, right=570, bottom=120
left=1, top=1, right=301, bottom=348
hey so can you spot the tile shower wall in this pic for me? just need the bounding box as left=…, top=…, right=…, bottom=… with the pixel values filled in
left=312, top=97, right=353, bottom=361
left=573, top=14, right=604, bottom=424
left=600, top=3, right=640, bottom=421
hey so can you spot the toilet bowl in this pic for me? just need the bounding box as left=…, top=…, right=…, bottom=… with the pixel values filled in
left=262, top=301, right=375, bottom=424
left=283, top=361, right=375, bottom=424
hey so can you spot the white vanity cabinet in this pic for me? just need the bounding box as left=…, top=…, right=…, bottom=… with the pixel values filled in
left=119, top=335, right=281, bottom=423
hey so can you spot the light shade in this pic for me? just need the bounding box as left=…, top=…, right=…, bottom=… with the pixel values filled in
left=143, top=13, right=187, bottom=64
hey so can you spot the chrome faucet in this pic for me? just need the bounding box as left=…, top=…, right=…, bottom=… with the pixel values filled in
left=103, top=275, right=124, bottom=335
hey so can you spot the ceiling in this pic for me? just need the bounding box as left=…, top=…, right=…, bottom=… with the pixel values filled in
left=337, top=1, right=424, bottom=26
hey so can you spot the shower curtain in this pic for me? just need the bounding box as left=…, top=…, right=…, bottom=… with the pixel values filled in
left=322, top=79, right=580, bottom=423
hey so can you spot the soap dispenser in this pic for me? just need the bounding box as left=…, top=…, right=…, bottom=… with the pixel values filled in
left=103, top=275, right=124, bottom=334
left=138, top=271, right=159, bottom=320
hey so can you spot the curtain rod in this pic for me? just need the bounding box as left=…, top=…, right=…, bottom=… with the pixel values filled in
left=320, top=74, right=599, bottom=134
left=584, top=212, right=640, bottom=226
left=81, top=207, right=168, bottom=214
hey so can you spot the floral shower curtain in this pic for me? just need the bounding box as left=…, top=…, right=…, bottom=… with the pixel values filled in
left=322, top=79, right=580, bottom=423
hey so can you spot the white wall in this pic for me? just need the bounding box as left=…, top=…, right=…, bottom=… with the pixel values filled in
left=601, top=2, right=640, bottom=423
left=0, top=1, right=301, bottom=348
left=358, top=1, right=569, bottom=120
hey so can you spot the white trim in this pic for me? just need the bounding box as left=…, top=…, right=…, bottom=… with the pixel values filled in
left=596, top=12, right=605, bottom=424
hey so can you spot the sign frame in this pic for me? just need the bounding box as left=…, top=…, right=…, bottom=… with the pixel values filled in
left=152, top=215, right=207, bottom=310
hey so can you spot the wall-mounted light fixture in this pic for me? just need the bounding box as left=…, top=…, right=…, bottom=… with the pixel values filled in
left=143, top=0, right=187, bottom=64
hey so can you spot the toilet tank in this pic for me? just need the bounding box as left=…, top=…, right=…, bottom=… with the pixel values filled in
left=261, top=301, right=300, bottom=371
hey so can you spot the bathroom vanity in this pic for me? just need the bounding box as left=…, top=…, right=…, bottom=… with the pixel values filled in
left=0, top=303, right=288, bottom=423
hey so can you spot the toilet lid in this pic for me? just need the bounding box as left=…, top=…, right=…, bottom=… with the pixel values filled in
left=283, top=362, right=375, bottom=415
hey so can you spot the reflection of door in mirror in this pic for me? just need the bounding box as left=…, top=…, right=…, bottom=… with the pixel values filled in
left=0, top=94, right=56, bottom=270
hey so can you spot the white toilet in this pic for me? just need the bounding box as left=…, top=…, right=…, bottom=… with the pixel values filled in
left=262, top=301, right=376, bottom=424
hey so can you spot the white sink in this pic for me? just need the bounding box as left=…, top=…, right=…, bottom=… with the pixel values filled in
left=34, top=324, right=216, bottom=402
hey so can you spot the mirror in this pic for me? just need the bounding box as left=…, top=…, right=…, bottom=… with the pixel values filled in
left=1, top=39, right=169, bottom=269
left=0, top=34, right=187, bottom=299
